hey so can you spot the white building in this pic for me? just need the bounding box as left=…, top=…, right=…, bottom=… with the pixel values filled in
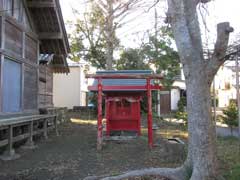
left=53, top=60, right=94, bottom=109
left=213, top=64, right=237, bottom=108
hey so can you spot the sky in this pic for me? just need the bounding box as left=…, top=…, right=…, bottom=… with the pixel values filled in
left=59, top=0, right=240, bottom=48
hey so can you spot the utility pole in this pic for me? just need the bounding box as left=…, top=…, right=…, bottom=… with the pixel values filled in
left=235, top=48, right=240, bottom=137
left=154, top=8, right=161, bottom=117
left=213, top=77, right=216, bottom=123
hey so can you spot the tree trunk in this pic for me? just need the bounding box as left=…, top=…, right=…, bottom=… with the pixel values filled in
left=83, top=0, right=233, bottom=179
left=166, top=0, right=233, bottom=178
left=105, top=0, right=114, bottom=70
left=185, top=67, right=218, bottom=180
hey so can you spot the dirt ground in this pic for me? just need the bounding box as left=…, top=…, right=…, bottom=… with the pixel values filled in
left=0, top=113, right=186, bottom=180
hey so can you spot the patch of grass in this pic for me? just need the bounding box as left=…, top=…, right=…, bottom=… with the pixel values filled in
left=217, top=137, right=240, bottom=179
left=224, top=164, right=240, bottom=180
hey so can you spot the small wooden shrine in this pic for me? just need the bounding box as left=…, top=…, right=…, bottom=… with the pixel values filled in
left=87, top=70, right=162, bottom=150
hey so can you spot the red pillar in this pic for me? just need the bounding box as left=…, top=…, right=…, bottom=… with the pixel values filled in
left=106, top=99, right=110, bottom=136
left=97, top=78, right=103, bottom=150
left=147, top=78, right=153, bottom=148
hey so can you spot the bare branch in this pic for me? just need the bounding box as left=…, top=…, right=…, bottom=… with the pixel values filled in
left=206, top=22, right=234, bottom=81
left=147, top=0, right=160, bottom=12
left=167, top=0, right=200, bottom=66
left=195, top=0, right=211, bottom=5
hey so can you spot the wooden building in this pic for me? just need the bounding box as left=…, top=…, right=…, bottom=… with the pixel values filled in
left=0, top=0, right=70, bottom=117
left=0, top=0, right=69, bottom=160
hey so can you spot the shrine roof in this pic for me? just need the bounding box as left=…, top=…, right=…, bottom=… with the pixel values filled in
left=88, top=70, right=161, bottom=92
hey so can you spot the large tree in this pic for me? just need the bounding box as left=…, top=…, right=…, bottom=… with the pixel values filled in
left=95, top=0, right=141, bottom=70
left=84, top=0, right=233, bottom=180
left=166, top=1, right=233, bottom=178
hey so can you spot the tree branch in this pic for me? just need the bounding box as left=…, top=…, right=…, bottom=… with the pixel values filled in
left=167, top=0, right=198, bottom=66
left=183, top=0, right=203, bottom=58
left=83, top=167, right=187, bottom=180
left=146, top=0, right=160, bottom=12
left=195, top=0, right=211, bottom=5
left=206, top=22, right=233, bottom=81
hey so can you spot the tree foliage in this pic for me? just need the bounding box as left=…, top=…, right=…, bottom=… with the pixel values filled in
left=117, top=48, right=149, bottom=70
left=221, top=102, right=238, bottom=135
left=68, top=3, right=108, bottom=69
left=141, top=27, right=180, bottom=87
left=175, top=96, right=187, bottom=124
left=117, top=27, right=180, bottom=88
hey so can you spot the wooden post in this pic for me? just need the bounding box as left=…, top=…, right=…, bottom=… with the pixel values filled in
left=213, top=77, right=216, bottom=123
left=7, top=125, right=14, bottom=155
left=22, top=120, right=36, bottom=149
left=28, top=121, right=34, bottom=145
left=147, top=78, right=153, bottom=148
left=157, top=91, right=161, bottom=117
left=138, top=99, right=141, bottom=136
left=0, top=125, right=20, bottom=160
left=0, top=16, right=5, bottom=112
left=43, top=119, right=48, bottom=139
left=106, top=99, right=110, bottom=136
left=97, top=78, right=103, bottom=150
left=54, top=116, right=59, bottom=136
left=236, top=50, right=240, bottom=137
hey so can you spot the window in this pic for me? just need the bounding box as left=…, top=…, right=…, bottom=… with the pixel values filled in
left=3, top=0, right=13, bottom=16
left=2, top=58, right=22, bottom=112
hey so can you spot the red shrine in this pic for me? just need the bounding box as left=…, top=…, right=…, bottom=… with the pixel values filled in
left=87, top=70, right=162, bottom=150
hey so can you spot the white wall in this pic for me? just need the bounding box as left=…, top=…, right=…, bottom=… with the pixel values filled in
left=53, top=67, right=81, bottom=109
left=213, top=66, right=236, bottom=108
left=171, top=89, right=180, bottom=110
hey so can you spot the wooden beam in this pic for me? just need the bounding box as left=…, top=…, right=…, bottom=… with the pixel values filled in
left=0, top=55, right=4, bottom=112
left=23, top=0, right=36, bottom=32
left=147, top=78, right=153, bottom=149
left=54, top=0, right=70, bottom=54
left=88, top=85, right=161, bottom=91
left=86, top=74, right=163, bottom=79
left=27, top=1, right=56, bottom=8
left=97, top=78, right=103, bottom=150
left=38, top=32, right=63, bottom=40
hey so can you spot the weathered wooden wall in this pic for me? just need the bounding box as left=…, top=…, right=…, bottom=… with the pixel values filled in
left=0, top=2, right=39, bottom=115
left=39, top=65, right=53, bottom=108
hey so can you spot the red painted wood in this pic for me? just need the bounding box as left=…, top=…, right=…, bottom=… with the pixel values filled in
left=87, top=74, right=161, bottom=149
left=147, top=78, right=153, bottom=148
left=86, top=74, right=163, bottom=79
left=97, top=78, right=103, bottom=150
left=106, top=94, right=141, bottom=135
left=106, top=100, right=110, bottom=136
left=88, top=85, right=161, bottom=91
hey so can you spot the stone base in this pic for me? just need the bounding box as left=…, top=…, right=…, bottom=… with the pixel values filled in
left=21, top=141, right=37, bottom=150
left=0, top=149, right=20, bottom=161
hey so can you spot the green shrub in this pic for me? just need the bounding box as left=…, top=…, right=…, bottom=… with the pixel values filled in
left=175, top=97, right=187, bottom=124
left=177, top=96, right=186, bottom=112
left=221, top=102, right=238, bottom=135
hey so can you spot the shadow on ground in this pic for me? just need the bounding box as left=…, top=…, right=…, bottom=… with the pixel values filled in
left=0, top=112, right=186, bottom=180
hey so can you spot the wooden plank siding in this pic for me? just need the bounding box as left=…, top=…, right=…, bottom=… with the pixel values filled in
left=25, top=34, right=38, bottom=63
left=0, top=0, right=69, bottom=116
left=24, top=64, right=38, bottom=110
left=0, top=2, right=41, bottom=116
left=4, top=20, right=22, bottom=56
left=38, top=65, right=53, bottom=108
